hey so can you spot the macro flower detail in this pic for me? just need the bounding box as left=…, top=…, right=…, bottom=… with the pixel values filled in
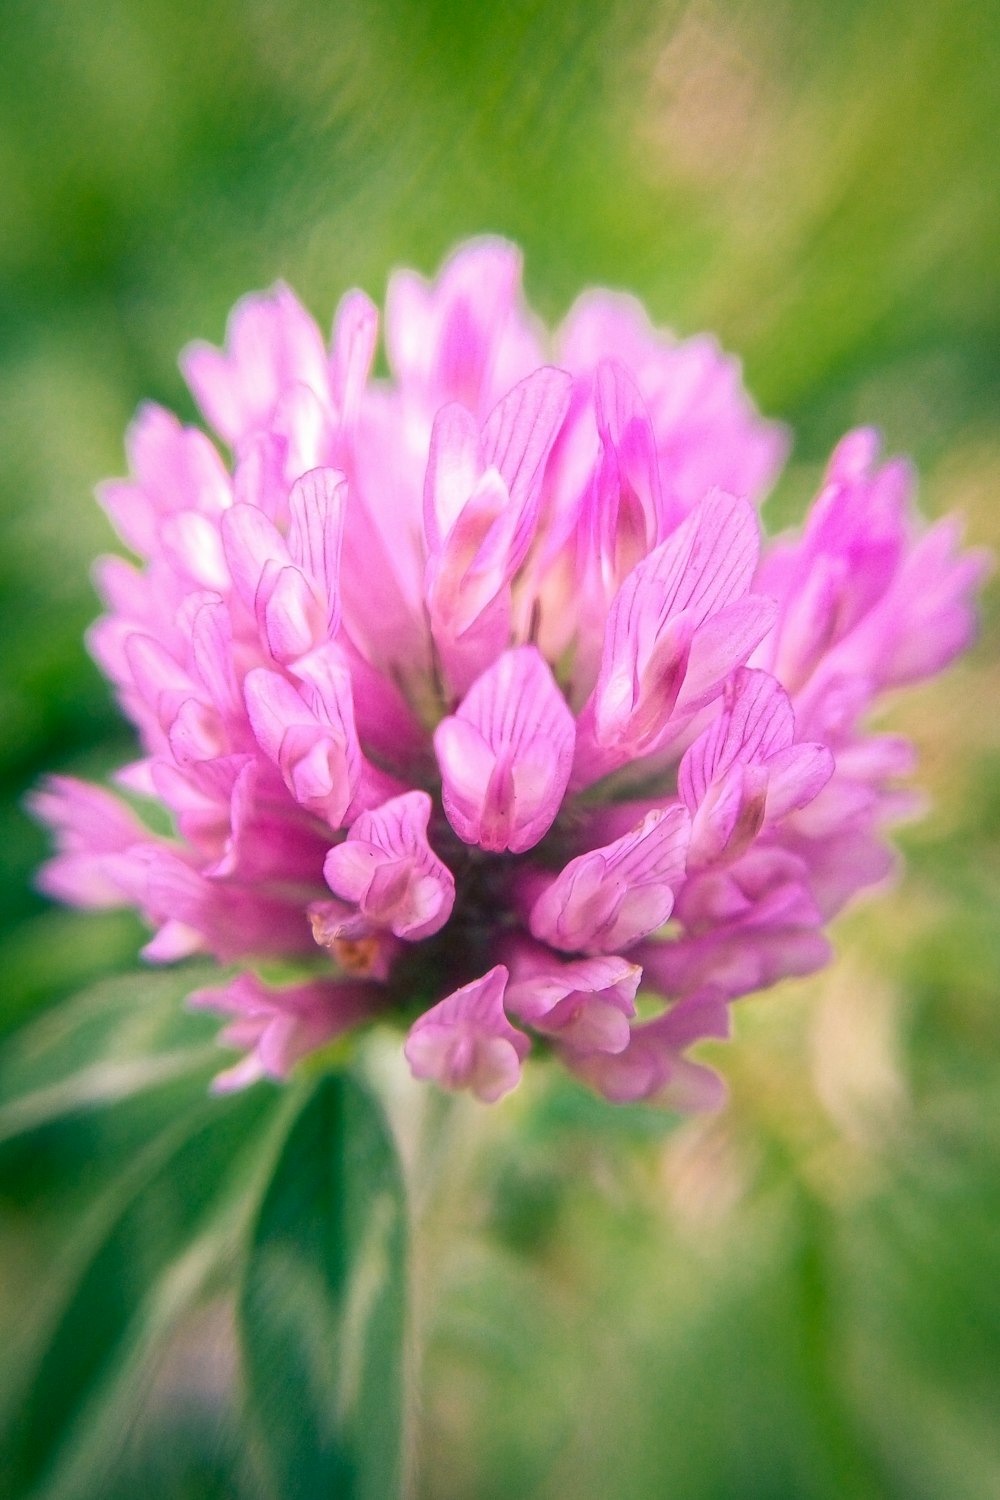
left=505, top=949, right=642, bottom=1055
left=527, top=805, right=691, bottom=955
left=434, top=645, right=575, bottom=853
left=581, top=489, right=773, bottom=771
left=33, top=239, right=987, bottom=1107
left=322, top=790, right=455, bottom=941
left=404, top=966, right=529, bottom=1103
left=678, top=668, right=834, bottom=869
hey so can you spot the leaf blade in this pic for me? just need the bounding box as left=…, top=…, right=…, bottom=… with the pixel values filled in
left=240, top=1073, right=408, bottom=1500
left=1, top=1085, right=274, bottom=1500
left=0, top=967, right=222, bottom=1144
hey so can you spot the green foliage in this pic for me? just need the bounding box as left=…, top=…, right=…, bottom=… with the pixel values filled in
left=0, top=978, right=409, bottom=1500
left=0, top=1085, right=274, bottom=1500
left=0, top=967, right=221, bottom=1145
left=240, top=1075, right=407, bottom=1500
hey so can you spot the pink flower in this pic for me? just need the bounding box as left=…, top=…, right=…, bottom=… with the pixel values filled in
left=323, top=790, right=455, bottom=940
left=189, top=973, right=380, bottom=1093
left=434, top=646, right=575, bottom=853
left=404, top=966, right=528, bottom=1103
left=34, top=239, right=985, bottom=1103
left=505, top=944, right=641, bottom=1055
left=527, top=804, right=691, bottom=954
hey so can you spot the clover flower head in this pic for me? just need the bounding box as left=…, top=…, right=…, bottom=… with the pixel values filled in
left=33, top=238, right=987, bottom=1106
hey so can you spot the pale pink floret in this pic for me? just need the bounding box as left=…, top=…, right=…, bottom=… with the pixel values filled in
left=757, top=430, right=989, bottom=700
left=555, top=292, right=788, bottom=518
left=505, top=946, right=641, bottom=1054
left=181, top=283, right=333, bottom=446
left=404, top=966, right=529, bottom=1103
left=583, top=360, right=666, bottom=592
left=639, top=847, right=830, bottom=1001
left=31, top=240, right=985, bottom=1108
left=138, top=848, right=314, bottom=963
left=222, top=467, right=346, bottom=664
left=567, top=989, right=731, bottom=1108
left=575, top=490, right=776, bottom=783
left=244, top=654, right=361, bottom=827
left=97, top=404, right=232, bottom=560
left=423, top=368, right=573, bottom=691
left=206, top=758, right=333, bottom=886
left=770, top=720, right=921, bottom=920
left=189, top=973, right=379, bottom=1092
left=243, top=647, right=400, bottom=827
left=27, top=776, right=154, bottom=908
left=385, top=238, right=544, bottom=416
left=679, top=668, right=834, bottom=868
left=529, top=804, right=691, bottom=954
left=435, top=645, right=575, bottom=853
left=323, top=790, right=455, bottom=941
left=848, top=516, right=990, bottom=690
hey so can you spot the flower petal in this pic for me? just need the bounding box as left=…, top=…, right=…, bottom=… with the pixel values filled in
left=404, top=966, right=528, bottom=1103
left=435, top=646, right=575, bottom=853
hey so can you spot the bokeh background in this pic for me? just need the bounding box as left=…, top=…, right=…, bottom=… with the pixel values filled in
left=1, top=1, right=999, bottom=1496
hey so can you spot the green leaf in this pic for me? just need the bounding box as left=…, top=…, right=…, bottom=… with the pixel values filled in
left=240, top=1073, right=408, bottom=1500
left=0, top=1085, right=276, bottom=1500
left=0, top=967, right=222, bottom=1145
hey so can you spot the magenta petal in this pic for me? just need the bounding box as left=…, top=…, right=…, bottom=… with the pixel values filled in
left=287, top=467, right=346, bottom=635
left=323, top=790, right=455, bottom=941
left=426, top=468, right=516, bottom=642
left=506, top=950, right=641, bottom=1054
left=764, top=743, right=836, bottom=820
left=404, top=966, right=529, bottom=1103
left=190, top=972, right=379, bottom=1090
left=680, top=668, right=834, bottom=866
left=29, top=776, right=153, bottom=908
left=221, top=503, right=288, bottom=614
left=386, top=237, right=538, bottom=412
left=530, top=804, right=691, bottom=953
left=423, top=402, right=483, bottom=551
left=680, top=668, right=793, bottom=808
left=435, top=646, right=575, bottom=853
left=330, top=289, right=378, bottom=423
left=244, top=662, right=360, bottom=826
left=568, top=988, right=730, bottom=1105
left=588, top=358, right=664, bottom=577
left=181, top=283, right=331, bottom=445
left=590, top=490, right=763, bottom=755
left=481, top=365, right=573, bottom=561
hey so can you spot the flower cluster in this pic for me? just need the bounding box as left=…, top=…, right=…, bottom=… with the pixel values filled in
left=34, top=240, right=985, bottom=1106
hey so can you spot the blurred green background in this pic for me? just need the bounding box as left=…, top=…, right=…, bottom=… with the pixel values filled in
left=1, top=0, right=998, bottom=1496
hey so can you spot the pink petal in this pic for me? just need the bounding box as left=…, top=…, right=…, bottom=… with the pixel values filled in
left=287, top=467, right=347, bottom=636
left=480, top=365, right=573, bottom=563
left=423, top=403, right=483, bottom=551
left=244, top=663, right=360, bottom=826
left=435, top=646, right=575, bottom=853
left=589, top=490, right=763, bottom=754
left=190, top=972, right=380, bottom=1089
left=679, top=669, right=834, bottom=865
left=386, top=238, right=539, bottom=412
left=221, top=502, right=289, bottom=614
left=568, top=989, right=730, bottom=1106
left=506, top=949, right=641, bottom=1054
left=323, top=790, right=455, bottom=941
left=330, top=289, right=378, bottom=424
left=404, top=966, right=529, bottom=1103
left=530, top=803, right=691, bottom=953
left=181, top=284, right=331, bottom=445
left=680, top=669, right=793, bottom=808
